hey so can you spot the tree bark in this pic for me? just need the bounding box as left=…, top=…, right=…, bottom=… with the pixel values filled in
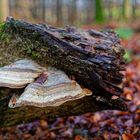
left=0, top=87, right=127, bottom=127
left=0, top=17, right=127, bottom=127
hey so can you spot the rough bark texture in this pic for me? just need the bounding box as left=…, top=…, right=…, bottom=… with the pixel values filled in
left=0, top=88, right=127, bottom=127
left=0, top=17, right=127, bottom=127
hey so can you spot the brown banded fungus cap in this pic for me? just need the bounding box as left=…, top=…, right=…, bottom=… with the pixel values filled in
left=0, top=59, right=46, bottom=88
left=0, top=59, right=92, bottom=108
left=9, top=66, right=92, bottom=108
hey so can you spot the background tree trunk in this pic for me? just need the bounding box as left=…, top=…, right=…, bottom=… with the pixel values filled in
left=0, top=0, right=9, bottom=22
left=95, top=0, right=104, bottom=23
left=56, top=0, right=63, bottom=26
left=122, top=0, right=132, bottom=20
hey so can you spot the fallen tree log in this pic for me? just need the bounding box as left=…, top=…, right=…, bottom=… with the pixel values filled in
left=1, top=17, right=126, bottom=96
left=0, top=17, right=127, bottom=127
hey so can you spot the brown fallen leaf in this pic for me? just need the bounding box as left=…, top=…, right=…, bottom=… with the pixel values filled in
left=23, top=133, right=32, bottom=139
left=74, top=135, right=87, bottom=140
left=122, top=133, right=135, bottom=140
left=40, top=119, right=48, bottom=129
left=135, top=109, right=140, bottom=114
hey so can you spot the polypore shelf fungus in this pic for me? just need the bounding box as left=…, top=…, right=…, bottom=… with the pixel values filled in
left=8, top=62, right=92, bottom=108
left=0, top=17, right=128, bottom=127
left=0, top=59, right=46, bottom=88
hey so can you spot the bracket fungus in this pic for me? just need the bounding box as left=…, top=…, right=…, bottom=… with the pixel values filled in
left=9, top=67, right=92, bottom=108
left=0, top=59, right=92, bottom=108
left=0, top=59, right=46, bottom=88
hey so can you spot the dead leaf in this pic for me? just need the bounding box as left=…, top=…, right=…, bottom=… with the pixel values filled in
left=122, top=133, right=135, bottom=140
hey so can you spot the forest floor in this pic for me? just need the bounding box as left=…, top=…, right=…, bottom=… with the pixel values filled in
left=0, top=26, right=140, bottom=140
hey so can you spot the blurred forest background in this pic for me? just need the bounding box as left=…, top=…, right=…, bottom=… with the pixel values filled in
left=0, top=0, right=140, bottom=26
